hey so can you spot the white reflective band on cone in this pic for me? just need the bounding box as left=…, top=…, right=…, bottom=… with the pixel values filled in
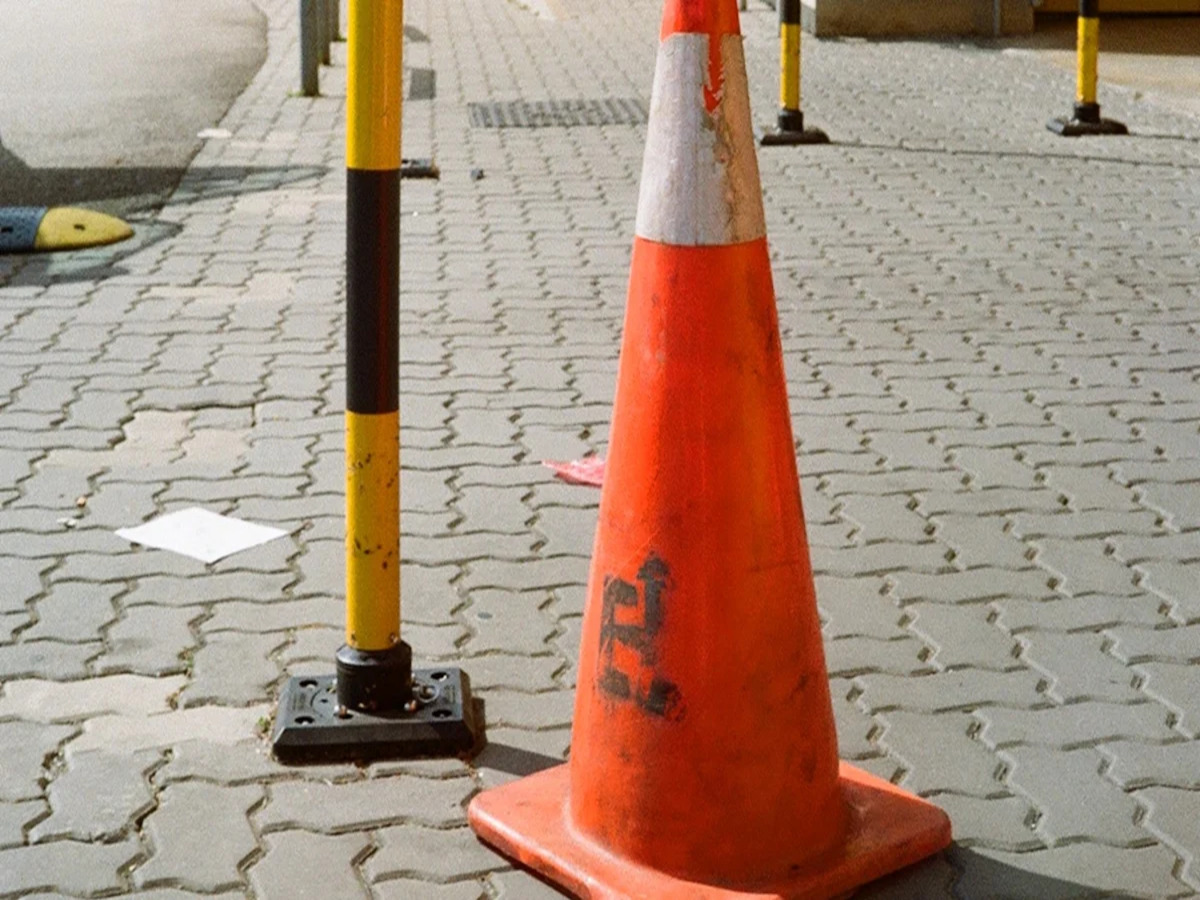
left=635, top=33, right=766, bottom=247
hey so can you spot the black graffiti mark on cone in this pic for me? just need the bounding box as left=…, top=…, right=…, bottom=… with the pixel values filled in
left=598, top=554, right=684, bottom=720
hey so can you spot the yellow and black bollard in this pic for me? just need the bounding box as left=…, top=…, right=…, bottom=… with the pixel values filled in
left=273, top=0, right=481, bottom=764
left=760, top=0, right=828, bottom=146
left=1047, top=0, right=1127, bottom=136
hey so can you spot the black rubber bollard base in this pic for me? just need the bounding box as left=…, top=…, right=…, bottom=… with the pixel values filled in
left=400, top=158, right=440, bottom=179
left=1047, top=116, right=1128, bottom=137
left=760, top=126, right=830, bottom=146
left=272, top=668, right=482, bottom=764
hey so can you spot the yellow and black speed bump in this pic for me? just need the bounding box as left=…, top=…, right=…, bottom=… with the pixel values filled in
left=1048, top=0, right=1127, bottom=136
left=760, top=0, right=829, bottom=146
left=272, top=0, right=481, bottom=764
left=0, top=206, right=133, bottom=253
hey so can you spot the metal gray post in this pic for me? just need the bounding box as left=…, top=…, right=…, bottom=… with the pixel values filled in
left=327, top=0, right=341, bottom=42
left=319, top=0, right=332, bottom=65
left=300, top=0, right=320, bottom=96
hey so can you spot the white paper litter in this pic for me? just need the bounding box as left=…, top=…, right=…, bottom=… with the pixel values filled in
left=116, top=507, right=288, bottom=563
left=197, top=128, right=232, bottom=140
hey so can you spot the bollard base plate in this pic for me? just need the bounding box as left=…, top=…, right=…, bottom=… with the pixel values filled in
left=400, top=158, right=441, bottom=179
left=759, top=126, right=831, bottom=146
left=271, top=668, right=482, bottom=764
left=1046, top=116, right=1128, bottom=137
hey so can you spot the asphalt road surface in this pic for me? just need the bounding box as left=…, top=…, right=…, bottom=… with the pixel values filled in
left=0, top=0, right=267, bottom=218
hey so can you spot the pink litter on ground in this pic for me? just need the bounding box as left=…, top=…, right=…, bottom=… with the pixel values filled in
left=543, top=457, right=606, bottom=487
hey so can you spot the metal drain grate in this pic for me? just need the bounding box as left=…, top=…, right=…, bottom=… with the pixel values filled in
left=468, top=98, right=648, bottom=128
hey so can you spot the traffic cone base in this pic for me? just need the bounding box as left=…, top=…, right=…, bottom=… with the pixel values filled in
left=469, top=761, right=951, bottom=900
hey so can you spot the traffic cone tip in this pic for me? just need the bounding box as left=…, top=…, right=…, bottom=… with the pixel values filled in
left=660, top=0, right=742, bottom=39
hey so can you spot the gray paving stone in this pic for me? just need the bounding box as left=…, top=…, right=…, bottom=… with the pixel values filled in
left=531, top=504, right=598, bottom=559
left=1042, top=465, right=1141, bottom=512
left=0, top=798, right=43, bottom=848
left=1137, top=482, right=1200, bottom=532
left=24, top=581, right=121, bottom=642
left=259, top=775, right=473, bottom=832
left=454, top=485, right=531, bottom=535
left=460, top=652, right=563, bottom=691
left=400, top=564, right=466, bottom=624
left=813, top=541, right=951, bottom=577
left=31, top=748, right=160, bottom=842
left=1101, top=740, right=1200, bottom=790
left=877, top=710, right=1005, bottom=798
left=905, top=602, right=1020, bottom=671
left=202, top=597, right=341, bottom=633
left=1131, top=560, right=1200, bottom=624
left=405, top=621, right=468, bottom=658
left=482, top=688, right=576, bottom=731
left=136, top=782, right=262, bottom=891
left=1107, top=624, right=1200, bottom=663
left=932, top=514, right=1032, bottom=571
left=462, top=590, right=555, bottom=655
left=1135, top=786, right=1200, bottom=890
left=95, top=604, right=202, bottom=676
left=815, top=575, right=906, bottom=640
left=122, top=572, right=294, bottom=608
left=824, top=636, right=930, bottom=677
left=857, top=669, right=1046, bottom=714
left=952, top=840, right=1190, bottom=899
left=1030, top=537, right=1141, bottom=597
left=365, top=824, right=504, bottom=882
left=993, top=594, right=1167, bottom=633
left=1020, top=630, right=1144, bottom=704
left=976, top=699, right=1178, bottom=751
left=933, top=793, right=1040, bottom=851
left=888, top=568, right=1056, bottom=605
left=0, top=640, right=99, bottom=679
left=378, top=879, right=488, bottom=900
left=66, top=704, right=268, bottom=757
left=0, top=557, right=52, bottom=615
left=179, top=630, right=285, bottom=707
left=159, top=738, right=306, bottom=786
left=1002, top=745, right=1146, bottom=846
left=489, top=869, right=570, bottom=900
left=250, top=829, right=371, bottom=900
left=463, top=558, right=587, bottom=593
left=0, top=838, right=141, bottom=896
left=1136, top=662, right=1200, bottom=739
left=1009, top=509, right=1162, bottom=540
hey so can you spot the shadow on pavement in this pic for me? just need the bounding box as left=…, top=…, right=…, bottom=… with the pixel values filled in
left=1008, top=14, right=1200, bottom=57
left=859, top=844, right=1119, bottom=900
left=1, top=136, right=329, bottom=219
left=0, top=157, right=327, bottom=287
left=474, top=742, right=564, bottom=777
left=839, top=140, right=1200, bottom=167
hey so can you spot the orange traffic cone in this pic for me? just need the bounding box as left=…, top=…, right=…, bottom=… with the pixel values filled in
left=468, top=0, right=951, bottom=895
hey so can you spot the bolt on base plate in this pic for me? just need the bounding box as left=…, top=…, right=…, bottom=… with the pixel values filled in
left=759, top=126, right=831, bottom=146
left=272, top=668, right=482, bottom=764
left=1047, top=116, right=1128, bottom=137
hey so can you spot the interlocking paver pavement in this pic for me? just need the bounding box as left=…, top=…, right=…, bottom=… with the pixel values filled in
left=1, top=0, right=1199, bottom=895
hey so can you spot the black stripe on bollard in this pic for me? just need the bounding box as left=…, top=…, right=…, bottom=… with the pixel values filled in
left=346, top=168, right=399, bottom=415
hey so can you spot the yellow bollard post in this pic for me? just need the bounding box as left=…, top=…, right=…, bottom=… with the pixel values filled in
left=760, top=0, right=829, bottom=145
left=272, top=0, right=481, bottom=764
left=1047, top=0, right=1127, bottom=136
